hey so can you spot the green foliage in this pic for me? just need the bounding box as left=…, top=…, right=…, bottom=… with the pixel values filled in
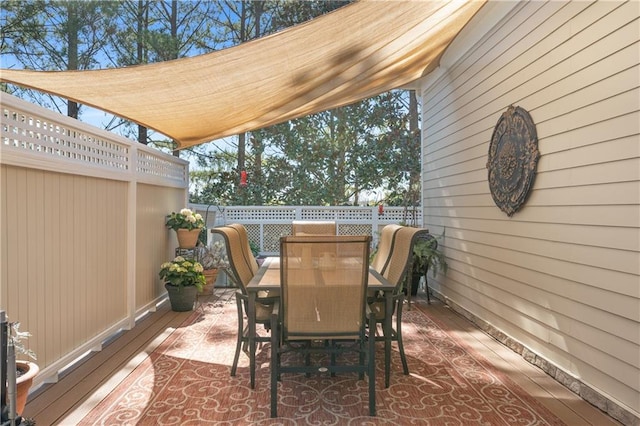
left=4, top=0, right=421, bottom=207
left=159, top=256, right=205, bottom=291
left=165, top=208, right=204, bottom=231
left=413, top=230, right=448, bottom=278
left=1, top=0, right=119, bottom=116
left=249, top=240, right=260, bottom=257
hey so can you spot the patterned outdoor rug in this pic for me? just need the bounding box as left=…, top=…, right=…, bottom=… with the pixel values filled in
left=79, top=290, right=564, bottom=425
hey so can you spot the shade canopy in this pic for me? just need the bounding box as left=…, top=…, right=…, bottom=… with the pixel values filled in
left=0, top=0, right=485, bottom=149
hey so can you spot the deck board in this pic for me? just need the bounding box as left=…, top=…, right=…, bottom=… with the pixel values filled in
left=428, top=302, right=619, bottom=426
left=22, top=290, right=619, bottom=425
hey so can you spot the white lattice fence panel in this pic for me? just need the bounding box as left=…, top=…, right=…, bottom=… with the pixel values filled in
left=379, top=207, right=420, bottom=224
left=2, top=106, right=130, bottom=171
left=137, top=150, right=188, bottom=183
left=300, top=207, right=373, bottom=222
left=244, top=224, right=261, bottom=251
left=263, top=224, right=292, bottom=252
left=1, top=94, right=188, bottom=186
left=225, top=207, right=297, bottom=221
left=338, top=224, right=373, bottom=236
left=299, top=208, right=338, bottom=220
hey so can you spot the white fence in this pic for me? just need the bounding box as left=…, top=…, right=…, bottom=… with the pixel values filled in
left=0, top=92, right=423, bottom=391
left=190, top=204, right=423, bottom=255
left=1, top=93, right=189, bottom=389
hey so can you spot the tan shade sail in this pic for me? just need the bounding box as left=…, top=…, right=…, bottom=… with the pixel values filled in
left=0, top=0, right=485, bottom=149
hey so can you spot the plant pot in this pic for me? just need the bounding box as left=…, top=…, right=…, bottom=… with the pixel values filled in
left=165, top=283, right=198, bottom=311
left=176, top=228, right=201, bottom=249
left=200, top=269, right=218, bottom=295
left=410, top=272, right=421, bottom=296
left=16, top=361, right=39, bottom=415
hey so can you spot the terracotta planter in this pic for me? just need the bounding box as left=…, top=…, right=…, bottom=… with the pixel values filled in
left=165, top=283, right=198, bottom=311
left=201, top=269, right=218, bottom=295
left=176, top=228, right=201, bottom=248
left=16, top=361, right=39, bottom=415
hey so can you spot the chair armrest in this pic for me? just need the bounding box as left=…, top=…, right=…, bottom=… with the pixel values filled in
left=270, top=300, right=281, bottom=340
left=235, top=289, right=248, bottom=302
left=271, top=299, right=280, bottom=320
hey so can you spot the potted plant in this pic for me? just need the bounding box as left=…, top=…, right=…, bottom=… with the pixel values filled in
left=165, top=208, right=205, bottom=249
left=159, top=256, right=206, bottom=311
left=5, top=321, right=39, bottom=416
left=410, top=231, right=448, bottom=296
left=197, top=241, right=229, bottom=295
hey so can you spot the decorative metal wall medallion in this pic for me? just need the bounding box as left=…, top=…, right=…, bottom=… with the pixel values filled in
left=486, top=105, right=539, bottom=216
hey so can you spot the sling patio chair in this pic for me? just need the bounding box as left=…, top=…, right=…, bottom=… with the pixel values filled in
left=270, top=235, right=376, bottom=418
left=291, top=220, right=337, bottom=236
left=368, top=226, right=429, bottom=387
left=370, top=224, right=403, bottom=275
left=210, top=224, right=277, bottom=389
left=227, top=223, right=259, bottom=275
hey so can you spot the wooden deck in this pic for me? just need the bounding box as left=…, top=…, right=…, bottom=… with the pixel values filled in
left=22, top=289, right=619, bottom=425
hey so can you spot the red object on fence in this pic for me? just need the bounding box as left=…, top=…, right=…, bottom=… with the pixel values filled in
left=378, top=204, right=384, bottom=215
left=240, top=170, right=247, bottom=187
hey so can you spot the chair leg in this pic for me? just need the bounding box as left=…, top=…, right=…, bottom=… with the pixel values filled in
left=231, top=295, right=244, bottom=377
left=329, top=340, right=337, bottom=378
left=368, top=316, right=376, bottom=417
left=425, top=274, right=431, bottom=304
left=395, top=298, right=409, bottom=375
left=358, top=340, right=365, bottom=380
left=270, top=310, right=279, bottom=417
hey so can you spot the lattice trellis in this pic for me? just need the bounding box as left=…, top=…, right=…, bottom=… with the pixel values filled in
left=338, top=224, right=372, bottom=236
left=2, top=99, right=188, bottom=184
left=262, top=224, right=292, bottom=252
left=2, top=109, right=130, bottom=170
left=192, top=204, right=422, bottom=255
left=299, top=207, right=373, bottom=221
left=137, top=150, right=188, bottom=182
left=225, top=208, right=297, bottom=221
left=244, top=224, right=262, bottom=251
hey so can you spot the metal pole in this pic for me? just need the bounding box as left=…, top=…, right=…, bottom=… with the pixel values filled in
left=6, top=335, right=16, bottom=426
left=0, top=311, right=5, bottom=421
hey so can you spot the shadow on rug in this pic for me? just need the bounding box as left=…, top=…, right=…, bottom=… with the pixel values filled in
left=79, top=291, right=564, bottom=425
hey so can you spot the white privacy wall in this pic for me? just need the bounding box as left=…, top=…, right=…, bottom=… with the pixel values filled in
left=418, top=1, right=639, bottom=420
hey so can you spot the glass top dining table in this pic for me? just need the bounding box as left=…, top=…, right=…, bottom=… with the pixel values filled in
left=246, top=256, right=398, bottom=388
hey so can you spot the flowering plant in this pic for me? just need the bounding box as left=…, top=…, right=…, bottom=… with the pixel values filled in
left=165, top=208, right=205, bottom=231
left=159, top=256, right=206, bottom=291
left=199, top=241, right=229, bottom=270
left=9, top=321, right=36, bottom=361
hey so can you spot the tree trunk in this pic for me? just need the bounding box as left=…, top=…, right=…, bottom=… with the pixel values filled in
left=136, top=0, right=149, bottom=144
left=66, top=2, right=79, bottom=118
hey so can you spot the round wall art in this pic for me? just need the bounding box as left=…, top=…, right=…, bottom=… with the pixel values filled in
left=486, top=105, right=539, bottom=217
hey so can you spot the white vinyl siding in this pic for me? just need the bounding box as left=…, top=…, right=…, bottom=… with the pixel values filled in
left=419, top=0, right=639, bottom=418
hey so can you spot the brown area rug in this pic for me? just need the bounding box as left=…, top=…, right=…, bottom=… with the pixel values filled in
left=79, top=290, right=564, bottom=425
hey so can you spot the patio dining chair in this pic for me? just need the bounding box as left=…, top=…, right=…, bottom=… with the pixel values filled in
left=369, top=226, right=429, bottom=387
left=291, top=220, right=337, bottom=236
left=210, top=224, right=277, bottom=389
left=227, top=223, right=259, bottom=275
left=370, top=224, right=403, bottom=275
left=270, top=235, right=376, bottom=418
